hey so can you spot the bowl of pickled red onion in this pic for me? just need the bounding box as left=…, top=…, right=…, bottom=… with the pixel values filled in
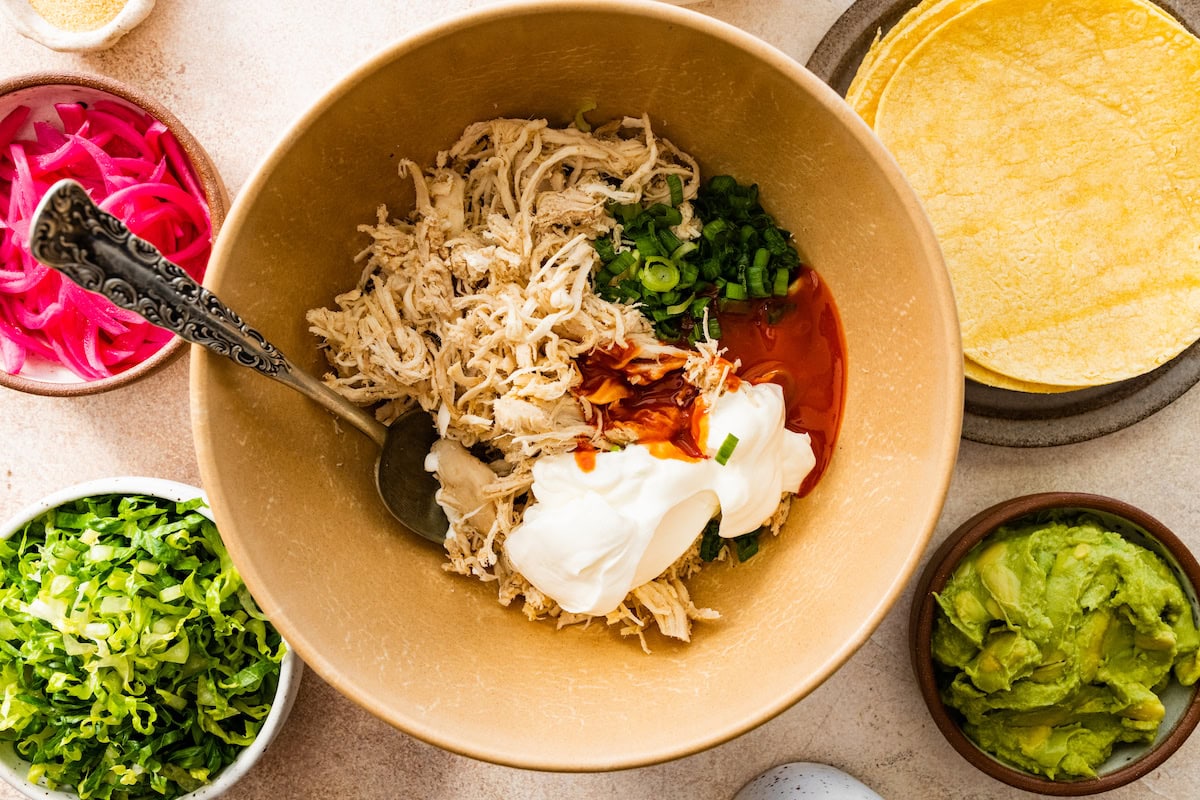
left=0, top=70, right=226, bottom=397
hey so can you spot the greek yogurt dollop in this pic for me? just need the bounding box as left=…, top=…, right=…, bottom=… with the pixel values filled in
left=505, top=381, right=814, bottom=615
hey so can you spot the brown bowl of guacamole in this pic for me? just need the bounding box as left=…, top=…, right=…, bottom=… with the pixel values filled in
left=911, top=492, right=1200, bottom=795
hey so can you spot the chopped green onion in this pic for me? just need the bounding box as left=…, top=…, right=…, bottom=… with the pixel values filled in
left=593, top=236, right=617, bottom=263
left=772, top=269, right=790, bottom=297
left=671, top=241, right=699, bottom=261
left=635, top=234, right=662, bottom=258
left=667, top=173, right=684, bottom=206
left=729, top=183, right=758, bottom=213
left=612, top=202, right=641, bottom=224
left=699, top=521, right=761, bottom=562
left=658, top=228, right=682, bottom=254
left=666, top=293, right=695, bottom=316
left=679, top=262, right=699, bottom=288
left=573, top=99, right=597, bottom=132
left=641, top=258, right=680, bottom=292
left=708, top=174, right=737, bottom=194
left=747, top=265, right=768, bottom=298
left=608, top=250, right=638, bottom=278
left=715, top=433, right=739, bottom=465
left=764, top=225, right=788, bottom=255
left=734, top=530, right=761, bottom=561
left=702, top=218, right=729, bottom=242
left=647, top=203, right=683, bottom=227
left=699, top=519, right=723, bottom=561
left=657, top=318, right=682, bottom=340
left=617, top=281, right=642, bottom=302
left=593, top=174, right=805, bottom=344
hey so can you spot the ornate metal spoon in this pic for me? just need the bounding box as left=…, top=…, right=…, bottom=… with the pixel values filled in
left=30, top=179, right=448, bottom=544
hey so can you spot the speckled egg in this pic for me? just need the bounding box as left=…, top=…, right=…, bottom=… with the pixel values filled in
left=733, top=763, right=884, bottom=800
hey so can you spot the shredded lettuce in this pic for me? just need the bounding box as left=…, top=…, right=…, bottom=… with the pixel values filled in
left=0, top=495, right=285, bottom=799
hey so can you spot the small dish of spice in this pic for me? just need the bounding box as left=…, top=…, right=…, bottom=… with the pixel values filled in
left=0, top=0, right=156, bottom=52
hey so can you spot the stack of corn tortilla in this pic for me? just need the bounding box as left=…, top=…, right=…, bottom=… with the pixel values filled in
left=849, top=0, right=1200, bottom=392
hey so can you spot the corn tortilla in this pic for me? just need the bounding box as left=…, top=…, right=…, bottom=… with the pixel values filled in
left=864, top=0, right=1200, bottom=387
left=846, top=0, right=975, bottom=127
left=963, top=356, right=1086, bottom=394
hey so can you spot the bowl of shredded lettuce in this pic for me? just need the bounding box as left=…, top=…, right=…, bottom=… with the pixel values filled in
left=0, top=477, right=300, bottom=800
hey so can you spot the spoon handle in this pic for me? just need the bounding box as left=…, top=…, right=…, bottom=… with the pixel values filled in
left=30, top=179, right=386, bottom=447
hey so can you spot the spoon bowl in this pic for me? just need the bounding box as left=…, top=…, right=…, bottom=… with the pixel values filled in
left=29, top=178, right=448, bottom=544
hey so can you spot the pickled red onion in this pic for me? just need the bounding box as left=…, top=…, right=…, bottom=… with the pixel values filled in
left=0, top=99, right=211, bottom=380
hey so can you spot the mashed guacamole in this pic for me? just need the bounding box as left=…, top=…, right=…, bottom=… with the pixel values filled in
left=933, top=513, right=1200, bottom=779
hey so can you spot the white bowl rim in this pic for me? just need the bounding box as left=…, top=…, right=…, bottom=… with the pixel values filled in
left=0, top=0, right=157, bottom=53
left=0, top=477, right=302, bottom=800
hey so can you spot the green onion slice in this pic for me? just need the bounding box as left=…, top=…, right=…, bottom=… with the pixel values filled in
left=699, top=520, right=723, bottom=562
left=708, top=174, right=737, bottom=194
left=734, top=530, right=761, bottom=561
left=607, top=250, right=638, bottom=279
left=715, top=433, right=739, bottom=465
left=747, top=265, right=768, bottom=298
left=772, top=269, right=790, bottom=297
left=667, top=173, right=684, bottom=206
left=593, top=236, right=617, bottom=263
left=702, top=218, right=728, bottom=242
left=573, top=99, right=597, bottom=132
left=671, top=241, right=699, bottom=261
left=641, top=258, right=680, bottom=292
left=666, top=293, right=695, bottom=316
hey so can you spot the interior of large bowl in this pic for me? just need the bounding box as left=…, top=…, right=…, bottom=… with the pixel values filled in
left=192, top=0, right=961, bottom=771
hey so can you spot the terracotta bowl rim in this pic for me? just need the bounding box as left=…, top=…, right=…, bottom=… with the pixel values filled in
left=0, top=69, right=227, bottom=398
left=910, top=491, right=1200, bottom=795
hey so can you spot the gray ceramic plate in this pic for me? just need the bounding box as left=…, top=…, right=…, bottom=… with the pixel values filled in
left=806, top=0, right=1200, bottom=448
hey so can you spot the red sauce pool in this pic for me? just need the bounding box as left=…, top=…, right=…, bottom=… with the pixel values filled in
left=574, top=267, right=845, bottom=492
left=716, top=266, right=846, bottom=496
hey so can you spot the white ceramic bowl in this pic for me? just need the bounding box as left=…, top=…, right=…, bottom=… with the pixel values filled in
left=0, top=0, right=156, bottom=52
left=0, top=477, right=302, bottom=800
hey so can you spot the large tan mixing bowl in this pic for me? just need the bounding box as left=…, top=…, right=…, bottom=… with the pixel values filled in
left=191, top=0, right=961, bottom=771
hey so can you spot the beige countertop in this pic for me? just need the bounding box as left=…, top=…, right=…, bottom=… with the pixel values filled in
left=3, top=1, right=1200, bottom=798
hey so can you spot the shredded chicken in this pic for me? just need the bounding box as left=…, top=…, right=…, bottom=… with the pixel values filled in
left=308, top=116, right=775, bottom=648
